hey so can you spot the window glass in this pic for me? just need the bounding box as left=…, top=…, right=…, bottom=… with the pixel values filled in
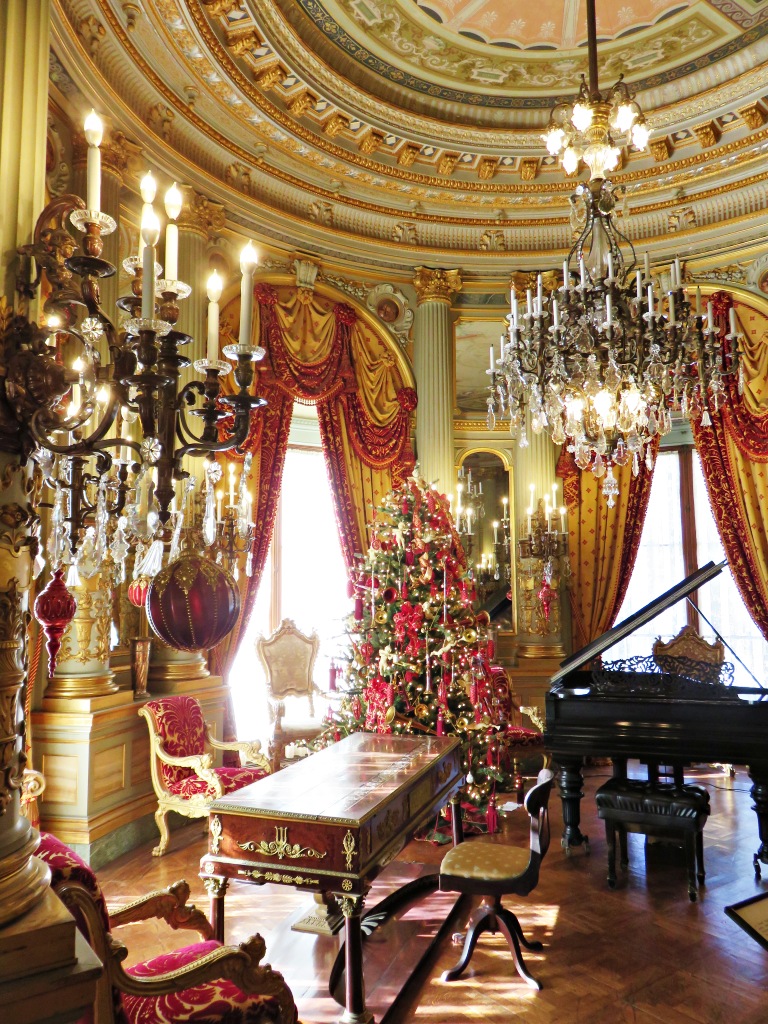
left=609, top=451, right=687, bottom=661
left=229, top=444, right=348, bottom=742
left=692, top=455, right=767, bottom=688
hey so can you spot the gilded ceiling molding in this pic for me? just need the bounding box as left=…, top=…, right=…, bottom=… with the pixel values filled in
left=77, top=0, right=768, bottom=211
left=739, top=103, right=767, bottom=130
left=413, top=268, right=462, bottom=305
left=177, top=185, right=226, bottom=238
left=694, top=121, right=722, bottom=149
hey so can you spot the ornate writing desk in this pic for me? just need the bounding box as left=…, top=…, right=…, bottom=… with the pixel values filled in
left=200, top=732, right=464, bottom=1024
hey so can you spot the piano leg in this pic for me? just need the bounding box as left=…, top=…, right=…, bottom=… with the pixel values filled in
left=338, top=892, right=374, bottom=1024
left=555, top=758, right=590, bottom=854
left=748, top=767, right=768, bottom=879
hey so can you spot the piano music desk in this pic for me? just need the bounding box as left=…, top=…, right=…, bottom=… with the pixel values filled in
left=200, top=732, right=464, bottom=1024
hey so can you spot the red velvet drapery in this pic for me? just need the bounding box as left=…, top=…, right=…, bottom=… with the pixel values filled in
left=691, top=291, right=768, bottom=640
left=211, top=282, right=415, bottom=681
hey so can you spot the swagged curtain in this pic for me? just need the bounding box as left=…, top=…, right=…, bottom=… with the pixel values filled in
left=212, top=282, right=416, bottom=680
left=692, top=291, right=768, bottom=640
left=558, top=443, right=657, bottom=649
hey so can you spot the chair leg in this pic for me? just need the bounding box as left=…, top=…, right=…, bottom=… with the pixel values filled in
left=684, top=834, right=698, bottom=902
left=152, top=806, right=170, bottom=857
left=696, top=831, right=706, bottom=884
left=495, top=909, right=544, bottom=990
left=442, top=901, right=495, bottom=982
left=604, top=821, right=617, bottom=888
left=618, top=825, right=629, bottom=868
left=497, top=905, right=543, bottom=952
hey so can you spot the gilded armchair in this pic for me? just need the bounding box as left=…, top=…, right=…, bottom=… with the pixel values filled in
left=139, top=695, right=270, bottom=856
left=38, top=831, right=297, bottom=1024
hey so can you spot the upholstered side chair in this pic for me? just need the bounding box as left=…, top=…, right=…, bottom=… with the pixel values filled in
left=37, top=831, right=297, bottom=1024
left=439, top=768, right=555, bottom=989
left=139, top=695, right=270, bottom=856
left=255, top=619, right=325, bottom=772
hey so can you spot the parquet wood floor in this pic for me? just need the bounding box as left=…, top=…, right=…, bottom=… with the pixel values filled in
left=96, top=765, right=768, bottom=1024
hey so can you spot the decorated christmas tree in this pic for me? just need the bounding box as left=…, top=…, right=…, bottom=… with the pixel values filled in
left=321, top=468, right=516, bottom=831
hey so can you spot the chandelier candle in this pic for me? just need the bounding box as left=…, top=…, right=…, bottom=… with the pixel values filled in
left=238, top=241, right=258, bottom=346
left=206, top=270, right=222, bottom=362
left=163, top=183, right=182, bottom=281
left=83, top=110, right=102, bottom=214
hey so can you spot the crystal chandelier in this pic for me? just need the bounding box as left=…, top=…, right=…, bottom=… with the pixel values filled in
left=487, top=3, right=743, bottom=505
left=454, top=464, right=485, bottom=544
left=542, top=0, right=649, bottom=178
left=5, top=110, right=265, bottom=636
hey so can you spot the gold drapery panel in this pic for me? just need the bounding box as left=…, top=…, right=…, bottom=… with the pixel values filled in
left=693, top=292, right=768, bottom=640
left=559, top=444, right=657, bottom=649
left=212, top=281, right=415, bottom=683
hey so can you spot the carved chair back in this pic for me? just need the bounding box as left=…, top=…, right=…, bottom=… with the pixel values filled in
left=142, top=695, right=208, bottom=790
left=256, top=619, right=320, bottom=714
left=653, top=624, right=725, bottom=667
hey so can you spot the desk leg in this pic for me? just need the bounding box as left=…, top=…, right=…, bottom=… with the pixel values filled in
left=338, top=894, right=373, bottom=1024
left=748, top=765, right=768, bottom=879
left=555, top=757, right=589, bottom=854
left=451, top=793, right=464, bottom=846
left=203, top=876, right=229, bottom=943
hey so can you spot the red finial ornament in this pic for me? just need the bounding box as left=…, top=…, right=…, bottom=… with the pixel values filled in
left=34, top=566, right=77, bottom=677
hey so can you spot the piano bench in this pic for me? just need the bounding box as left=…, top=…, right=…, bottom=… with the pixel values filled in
left=595, top=778, right=710, bottom=902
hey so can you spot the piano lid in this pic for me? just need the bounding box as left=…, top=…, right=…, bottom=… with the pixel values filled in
left=551, top=559, right=726, bottom=687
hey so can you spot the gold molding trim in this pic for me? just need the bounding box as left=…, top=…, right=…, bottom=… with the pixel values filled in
left=237, top=826, right=327, bottom=861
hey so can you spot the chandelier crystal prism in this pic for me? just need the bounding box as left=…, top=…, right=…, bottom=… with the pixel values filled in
left=488, top=1, right=743, bottom=505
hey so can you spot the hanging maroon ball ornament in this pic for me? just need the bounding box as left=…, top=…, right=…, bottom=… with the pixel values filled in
left=34, top=566, right=77, bottom=677
left=146, top=555, right=240, bottom=651
left=128, top=574, right=152, bottom=608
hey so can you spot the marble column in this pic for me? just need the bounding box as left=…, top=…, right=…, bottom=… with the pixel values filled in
left=0, top=0, right=53, bottom=929
left=513, top=422, right=567, bottom=656
left=46, top=571, right=117, bottom=698
left=412, top=267, right=461, bottom=493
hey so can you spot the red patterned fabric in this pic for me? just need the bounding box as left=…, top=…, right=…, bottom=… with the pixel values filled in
left=38, top=831, right=109, bottom=931
left=170, top=766, right=266, bottom=799
left=504, top=726, right=545, bottom=748
left=692, top=291, right=768, bottom=640
left=144, top=696, right=208, bottom=789
left=123, top=941, right=288, bottom=1024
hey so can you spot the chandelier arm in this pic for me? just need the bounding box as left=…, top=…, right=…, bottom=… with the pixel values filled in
left=27, top=389, right=121, bottom=457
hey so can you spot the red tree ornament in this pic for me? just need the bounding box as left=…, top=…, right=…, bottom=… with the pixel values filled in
left=128, top=574, right=151, bottom=608
left=538, top=579, right=554, bottom=621
left=34, top=566, right=77, bottom=677
left=146, top=555, right=240, bottom=652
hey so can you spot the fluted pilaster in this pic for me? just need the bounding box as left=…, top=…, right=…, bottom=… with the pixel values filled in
left=412, top=267, right=461, bottom=492
left=0, top=0, right=48, bottom=303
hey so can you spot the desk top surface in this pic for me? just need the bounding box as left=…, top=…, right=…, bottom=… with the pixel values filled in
left=211, top=732, right=461, bottom=825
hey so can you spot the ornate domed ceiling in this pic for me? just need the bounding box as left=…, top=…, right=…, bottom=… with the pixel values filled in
left=51, top=0, right=768, bottom=276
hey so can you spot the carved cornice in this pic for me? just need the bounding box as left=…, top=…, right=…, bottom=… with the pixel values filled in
left=177, top=186, right=226, bottom=238
left=413, top=267, right=462, bottom=304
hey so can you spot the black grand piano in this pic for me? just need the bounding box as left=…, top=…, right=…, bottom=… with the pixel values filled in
left=544, top=560, right=768, bottom=877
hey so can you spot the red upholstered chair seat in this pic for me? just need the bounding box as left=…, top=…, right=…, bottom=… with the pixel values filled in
left=504, top=725, right=546, bottom=748
left=37, top=832, right=296, bottom=1024
left=139, top=695, right=270, bottom=856
left=170, top=766, right=266, bottom=799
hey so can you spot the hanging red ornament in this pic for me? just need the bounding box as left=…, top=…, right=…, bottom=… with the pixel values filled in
left=146, top=554, right=240, bottom=651
left=486, top=793, right=498, bottom=835
left=354, top=597, right=363, bottom=620
left=128, top=574, right=151, bottom=608
left=34, top=566, right=77, bottom=678
left=538, top=579, right=554, bottom=621
left=382, top=586, right=397, bottom=604
left=405, top=550, right=414, bottom=566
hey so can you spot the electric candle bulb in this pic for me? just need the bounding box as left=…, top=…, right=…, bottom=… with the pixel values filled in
left=707, top=301, right=714, bottom=332
left=238, top=241, right=258, bottom=346
left=163, top=182, right=183, bottom=281
left=489, top=346, right=495, bottom=373
left=83, top=110, right=103, bottom=214
left=696, top=287, right=702, bottom=317
left=140, top=171, right=157, bottom=205
left=729, top=306, right=737, bottom=335
left=206, top=270, right=222, bottom=362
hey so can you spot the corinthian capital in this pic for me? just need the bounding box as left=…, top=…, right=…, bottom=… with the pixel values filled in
left=177, top=186, right=226, bottom=239
left=413, top=267, right=462, bottom=305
